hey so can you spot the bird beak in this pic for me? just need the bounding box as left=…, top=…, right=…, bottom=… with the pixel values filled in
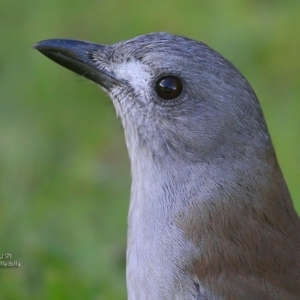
left=34, top=39, right=123, bottom=90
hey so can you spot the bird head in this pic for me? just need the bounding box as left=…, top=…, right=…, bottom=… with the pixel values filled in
left=34, top=33, right=272, bottom=166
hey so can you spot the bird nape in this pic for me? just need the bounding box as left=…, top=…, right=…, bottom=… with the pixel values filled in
left=34, top=32, right=300, bottom=300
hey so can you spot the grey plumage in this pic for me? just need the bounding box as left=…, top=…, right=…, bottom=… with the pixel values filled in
left=35, top=32, right=300, bottom=299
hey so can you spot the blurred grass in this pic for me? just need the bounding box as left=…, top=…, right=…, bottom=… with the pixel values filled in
left=0, top=0, right=300, bottom=299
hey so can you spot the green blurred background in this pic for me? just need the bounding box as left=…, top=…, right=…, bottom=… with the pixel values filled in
left=1, top=0, right=300, bottom=299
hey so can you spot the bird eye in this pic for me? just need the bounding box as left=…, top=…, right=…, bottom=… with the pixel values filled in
left=155, top=76, right=183, bottom=100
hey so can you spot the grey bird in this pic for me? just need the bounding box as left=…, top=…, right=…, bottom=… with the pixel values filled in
left=34, top=32, right=300, bottom=299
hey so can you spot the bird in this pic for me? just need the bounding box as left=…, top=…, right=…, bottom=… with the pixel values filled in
left=34, top=32, right=300, bottom=299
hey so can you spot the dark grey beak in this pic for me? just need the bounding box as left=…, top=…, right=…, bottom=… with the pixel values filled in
left=34, top=39, right=122, bottom=90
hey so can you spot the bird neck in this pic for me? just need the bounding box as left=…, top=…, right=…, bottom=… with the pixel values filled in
left=126, top=151, right=299, bottom=299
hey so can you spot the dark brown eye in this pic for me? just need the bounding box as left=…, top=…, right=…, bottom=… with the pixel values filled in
left=155, top=76, right=183, bottom=100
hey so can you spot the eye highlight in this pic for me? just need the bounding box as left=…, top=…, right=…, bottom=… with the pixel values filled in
left=155, top=76, right=183, bottom=100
